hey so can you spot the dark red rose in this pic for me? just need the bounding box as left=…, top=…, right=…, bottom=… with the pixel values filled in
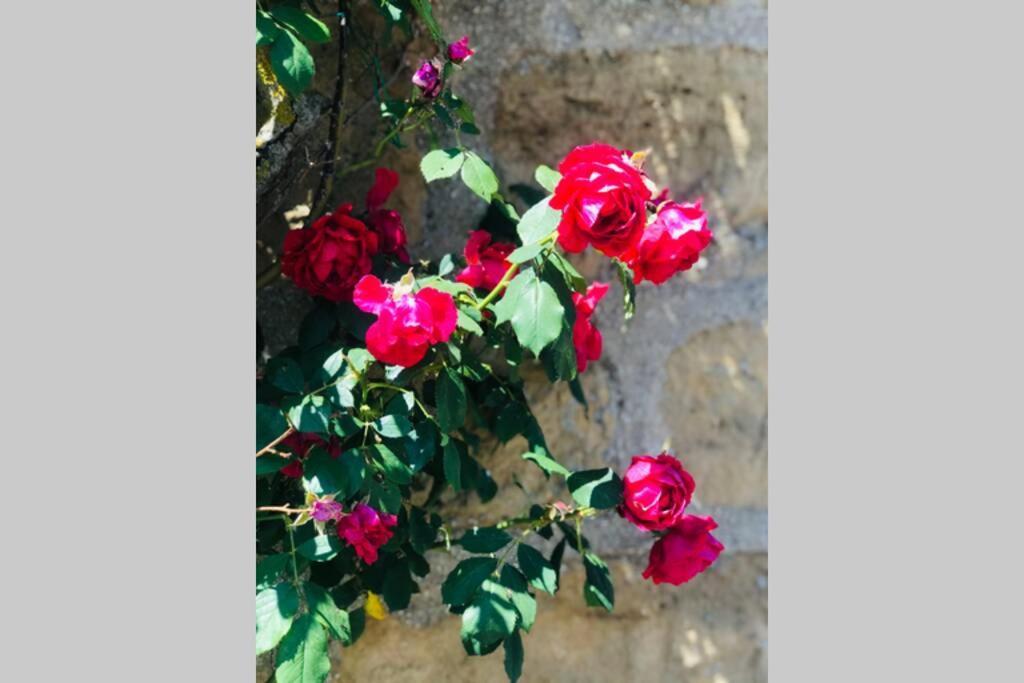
left=336, top=503, right=398, bottom=565
left=550, top=143, right=655, bottom=257
left=365, top=168, right=410, bottom=263
left=281, top=204, right=379, bottom=302
left=623, top=199, right=712, bottom=284
left=277, top=432, right=343, bottom=479
left=620, top=453, right=696, bottom=531
left=572, top=282, right=609, bottom=373
left=455, top=230, right=515, bottom=290
left=353, top=274, right=458, bottom=368
left=642, top=515, right=724, bottom=585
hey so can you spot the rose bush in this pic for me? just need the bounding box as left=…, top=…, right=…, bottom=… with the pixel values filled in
left=256, top=4, right=722, bottom=681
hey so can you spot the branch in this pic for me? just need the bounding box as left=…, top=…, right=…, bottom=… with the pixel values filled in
left=311, top=1, right=349, bottom=217
left=256, top=426, right=295, bottom=457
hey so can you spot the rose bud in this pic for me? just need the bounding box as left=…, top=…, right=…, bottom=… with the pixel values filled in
left=365, top=168, right=410, bottom=263
left=412, top=59, right=442, bottom=99
left=572, top=282, right=609, bottom=373
left=336, top=503, right=398, bottom=565
left=281, top=204, right=379, bottom=302
left=620, top=453, right=696, bottom=531
left=642, top=515, right=724, bottom=585
left=353, top=273, right=458, bottom=367
left=549, top=143, right=657, bottom=258
left=455, top=230, right=516, bottom=291
left=447, top=35, right=475, bottom=64
left=310, top=498, right=344, bottom=522
left=623, top=199, right=712, bottom=285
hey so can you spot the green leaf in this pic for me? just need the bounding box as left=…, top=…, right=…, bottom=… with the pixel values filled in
left=549, top=250, right=587, bottom=293
left=443, top=439, right=462, bottom=492
left=257, top=10, right=281, bottom=46
left=459, top=527, right=513, bottom=553
left=550, top=538, right=567, bottom=593
left=504, top=630, right=524, bottom=683
left=461, top=152, right=499, bottom=202
left=305, top=583, right=351, bottom=642
left=456, top=309, right=484, bottom=335
left=615, top=260, right=637, bottom=320
left=300, top=305, right=337, bottom=351
left=436, top=367, right=467, bottom=433
left=269, top=29, right=315, bottom=95
left=492, top=269, right=564, bottom=356
left=257, top=554, right=291, bottom=591
left=275, top=613, right=331, bottom=683
left=345, top=348, right=374, bottom=375
left=506, top=242, right=545, bottom=264
left=521, top=448, right=570, bottom=478
left=420, top=148, right=464, bottom=181
left=372, top=414, right=414, bottom=439
left=267, top=357, right=305, bottom=394
left=257, top=404, right=288, bottom=450
left=269, top=6, right=332, bottom=44
left=286, top=395, right=332, bottom=435
left=255, top=582, right=299, bottom=654
left=539, top=318, right=577, bottom=383
left=382, top=561, right=417, bottom=611
left=337, top=449, right=365, bottom=497
left=369, top=444, right=412, bottom=484
left=460, top=580, right=518, bottom=656
left=302, top=448, right=350, bottom=496
left=442, top=557, right=499, bottom=607
left=408, top=508, right=440, bottom=553
left=516, top=197, right=560, bottom=245
left=296, top=534, right=342, bottom=562
left=409, top=0, right=445, bottom=44
left=368, top=477, right=401, bottom=514
left=534, top=165, right=561, bottom=193
left=499, top=565, right=536, bottom=632
left=567, top=468, right=624, bottom=510
left=517, top=544, right=558, bottom=595
left=583, top=552, right=615, bottom=612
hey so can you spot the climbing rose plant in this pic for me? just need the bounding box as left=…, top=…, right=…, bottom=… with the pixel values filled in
left=256, top=3, right=719, bottom=682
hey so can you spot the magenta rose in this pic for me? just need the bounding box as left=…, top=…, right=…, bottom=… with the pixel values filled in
left=642, top=515, right=724, bottom=585
left=353, top=274, right=458, bottom=368
left=310, top=498, right=344, bottom=522
left=447, top=35, right=474, bottom=64
left=550, top=143, right=655, bottom=257
left=455, top=230, right=516, bottom=290
left=281, top=204, right=379, bottom=302
left=623, top=199, right=712, bottom=284
left=572, top=282, right=609, bottom=373
left=412, top=59, right=442, bottom=98
left=620, top=453, right=696, bottom=531
left=336, top=503, right=398, bottom=565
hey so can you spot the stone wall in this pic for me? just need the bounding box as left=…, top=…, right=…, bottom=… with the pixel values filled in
left=257, top=1, right=766, bottom=680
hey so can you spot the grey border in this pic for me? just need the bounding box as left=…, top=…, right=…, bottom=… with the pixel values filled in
left=2, top=1, right=253, bottom=679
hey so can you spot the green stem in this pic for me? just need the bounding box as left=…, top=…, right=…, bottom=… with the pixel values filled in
left=474, top=263, right=518, bottom=311
left=286, top=519, right=302, bottom=587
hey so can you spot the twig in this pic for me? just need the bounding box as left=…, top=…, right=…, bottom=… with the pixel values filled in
left=256, top=426, right=295, bottom=457
left=311, top=1, right=349, bottom=217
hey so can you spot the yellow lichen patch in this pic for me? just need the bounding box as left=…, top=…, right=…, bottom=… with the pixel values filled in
left=256, top=48, right=295, bottom=149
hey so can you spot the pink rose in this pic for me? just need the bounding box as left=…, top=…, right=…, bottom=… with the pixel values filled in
left=455, top=230, right=515, bottom=290
left=412, top=59, right=442, bottom=99
left=310, top=498, right=344, bottom=522
left=623, top=199, right=712, bottom=284
left=365, top=168, right=410, bottom=263
left=620, top=453, right=696, bottom=531
left=336, top=503, right=398, bottom=565
left=550, top=143, right=655, bottom=257
left=353, top=274, right=458, bottom=367
left=446, top=35, right=475, bottom=64
left=572, top=282, right=609, bottom=373
left=642, top=515, right=724, bottom=585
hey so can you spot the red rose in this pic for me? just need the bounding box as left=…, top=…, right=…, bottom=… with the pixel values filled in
left=620, top=453, right=696, bottom=531
left=455, top=230, right=515, bottom=290
left=336, top=503, right=398, bottom=565
left=623, top=199, right=712, bottom=284
left=281, top=204, right=379, bottom=302
left=642, top=515, right=724, bottom=585
left=365, top=168, right=410, bottom=264
left=353, top=274, right=458, bottom=367
left=550, top=143, right=655, bottom=257
left=572, top=282, right=609, bottom=373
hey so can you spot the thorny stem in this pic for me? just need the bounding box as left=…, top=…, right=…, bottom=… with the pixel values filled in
left=256, top=426, right=296, bottom=457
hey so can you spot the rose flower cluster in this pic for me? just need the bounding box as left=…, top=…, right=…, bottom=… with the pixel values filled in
left=620, top=453, right=724, bottom=584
